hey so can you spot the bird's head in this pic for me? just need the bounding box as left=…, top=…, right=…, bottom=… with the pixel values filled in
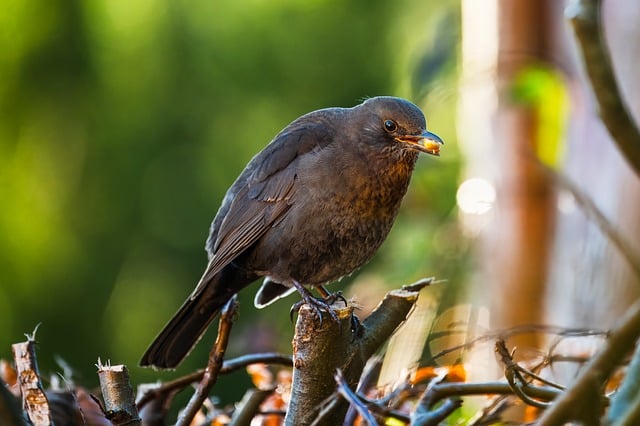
left=357, top=96, right=444, bottom=156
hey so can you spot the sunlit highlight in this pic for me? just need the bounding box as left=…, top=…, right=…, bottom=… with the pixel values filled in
left=456, top=178, right=496, bottom=215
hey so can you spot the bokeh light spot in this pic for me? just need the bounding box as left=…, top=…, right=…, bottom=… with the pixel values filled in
left=456, top=177, right=495, bottom=215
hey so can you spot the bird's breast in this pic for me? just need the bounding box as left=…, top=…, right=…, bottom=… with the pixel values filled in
left=251, top=151, right=416, bottom=286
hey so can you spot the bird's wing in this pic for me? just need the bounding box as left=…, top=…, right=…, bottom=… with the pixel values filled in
left=190, top=118, right=336, bottom=298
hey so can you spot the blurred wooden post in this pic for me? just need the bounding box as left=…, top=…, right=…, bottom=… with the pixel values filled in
left=460, top=0, right=556, bottom=354
left=489, top=0, right=556, bottom=350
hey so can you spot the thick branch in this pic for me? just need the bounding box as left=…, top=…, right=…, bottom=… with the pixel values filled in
left=285, top=303, right=354, bottom=426
left=307, top=280, right=431, bottom=425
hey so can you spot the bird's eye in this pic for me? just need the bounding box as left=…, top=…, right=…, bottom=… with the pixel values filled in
left=383, top=120, right=398, bottom=133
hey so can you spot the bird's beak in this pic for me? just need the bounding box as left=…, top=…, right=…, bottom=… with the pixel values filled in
left=395, top=130, right=444, bottom=156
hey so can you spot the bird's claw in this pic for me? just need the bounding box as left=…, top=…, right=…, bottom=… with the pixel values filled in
left=324, top=290, right=348, bottom=308
left=289, top=294, right=341, bottom=328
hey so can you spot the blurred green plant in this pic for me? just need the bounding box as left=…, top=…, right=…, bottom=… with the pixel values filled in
left=510, top=64, right=569, bottom=168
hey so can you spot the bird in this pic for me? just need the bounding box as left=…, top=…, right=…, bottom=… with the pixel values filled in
left=140, top=96, right=443, bottom=369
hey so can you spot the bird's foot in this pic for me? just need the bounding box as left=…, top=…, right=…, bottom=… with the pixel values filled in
left=323, top=290, right=348, bottom=308
left=289, top=296, right=340, bottom=326
left=289, top=282, right=343, bottom=327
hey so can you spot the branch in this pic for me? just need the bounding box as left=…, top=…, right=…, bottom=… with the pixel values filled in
left=543, top=165, right=640, bottom=280
left=566, top=0, right=640, bottom=177
left=96, top=361, right=140, bottom=426
left=136, top=352, right=292, bottom=410
left=285, top=302, right=354, bottom=426
left=354, top=279, right=432, bottom=364
left=301, top=279, right=433, bottom=425
left=538, top=299, right=640, bottom=424
left=423, top=381, right=561, bottom=407
left=229, top=387, right=275, bottom=426
left=412, top=397, right=462, bottom=426
left=176, top=296, right=238, bottom=426
left=342, top=356, right=383, bottom=426
left=334, top=369, right=378, bottom=426
left=11, top=327, right=53, bottom=426
left=431, top=324, right=606, bottom=362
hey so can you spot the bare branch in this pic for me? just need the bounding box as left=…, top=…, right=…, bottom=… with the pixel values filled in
left=543, top=165, right=640, bottom=281
left=285, top=302, right=354, bottom=426
left=431, top=324, right=606, bottom=362
left=538, top=299, right=640, bottom=424
left=566, top=0, right=640, bottom=176
left=229, top=387, right=275, bottom=426
left=136, top=352, right=292, bottom=410
left=176, top=296, right=239, bottom=426
left=412, top=397, right=462, bottom=426
left=12, top=330, right=53, bottom=426
left=334, top=369, right=378, bottom=426
left=96, top=361, right=140, bottom=426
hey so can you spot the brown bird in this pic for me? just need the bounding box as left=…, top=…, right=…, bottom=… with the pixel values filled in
left=140, top=96, right=443, bottom=369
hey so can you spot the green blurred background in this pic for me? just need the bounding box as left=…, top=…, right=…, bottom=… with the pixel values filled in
left=0, top=0, right=461, bottom=403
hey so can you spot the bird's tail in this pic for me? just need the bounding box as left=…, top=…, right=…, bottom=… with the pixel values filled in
left=140, top=264, right=256, bottom=369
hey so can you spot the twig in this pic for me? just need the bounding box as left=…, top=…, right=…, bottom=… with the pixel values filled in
left=343, top=356, right=383, bottom=426
left=176, top=296, right=239, bottom=426
left=318, top=371, right=410, bottom=426
left=11, top=326, right=52, bottom=426
left=229, top=387, right=275, bottom=426
left=411, top=370, right=448, bottom=410
left=136, top=382, right=170, bottom=426
left=411, top=397, right=462, bottom=426
left=423, top=381, right=561, bottom=407
left=337, top=282, right=431, bottom=421
left=496, top=340, right=559, bottom=409
left=401, top=277, right=436, bottom=293
left=136, top=352, right=292, bottom=410
left=503, top=360, right=550, bottom=410
left=543, top=165, right=640, bottom=280
left=334, top=370, right=378, bottom=426
left=96, top=361, right=140, bottom=426
left=431, top=324, right=606, bottom=362
left=566, top=0, right=640, bottom=177
left=538, top=299, right=640, bottom=424
left=469, top=396, right=511, bottom=426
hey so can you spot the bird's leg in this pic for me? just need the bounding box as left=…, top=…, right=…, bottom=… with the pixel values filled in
left=317, top=285, right=362, bottom=337
left=317, top=285, right=348, bottom=307
left=289, top=281, right=340, bottom=325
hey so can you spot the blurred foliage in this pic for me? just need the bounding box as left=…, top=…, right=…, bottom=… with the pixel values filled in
left=0, top=0, right=461, bottom=403
left=510, top=64, right=569, bottom=168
